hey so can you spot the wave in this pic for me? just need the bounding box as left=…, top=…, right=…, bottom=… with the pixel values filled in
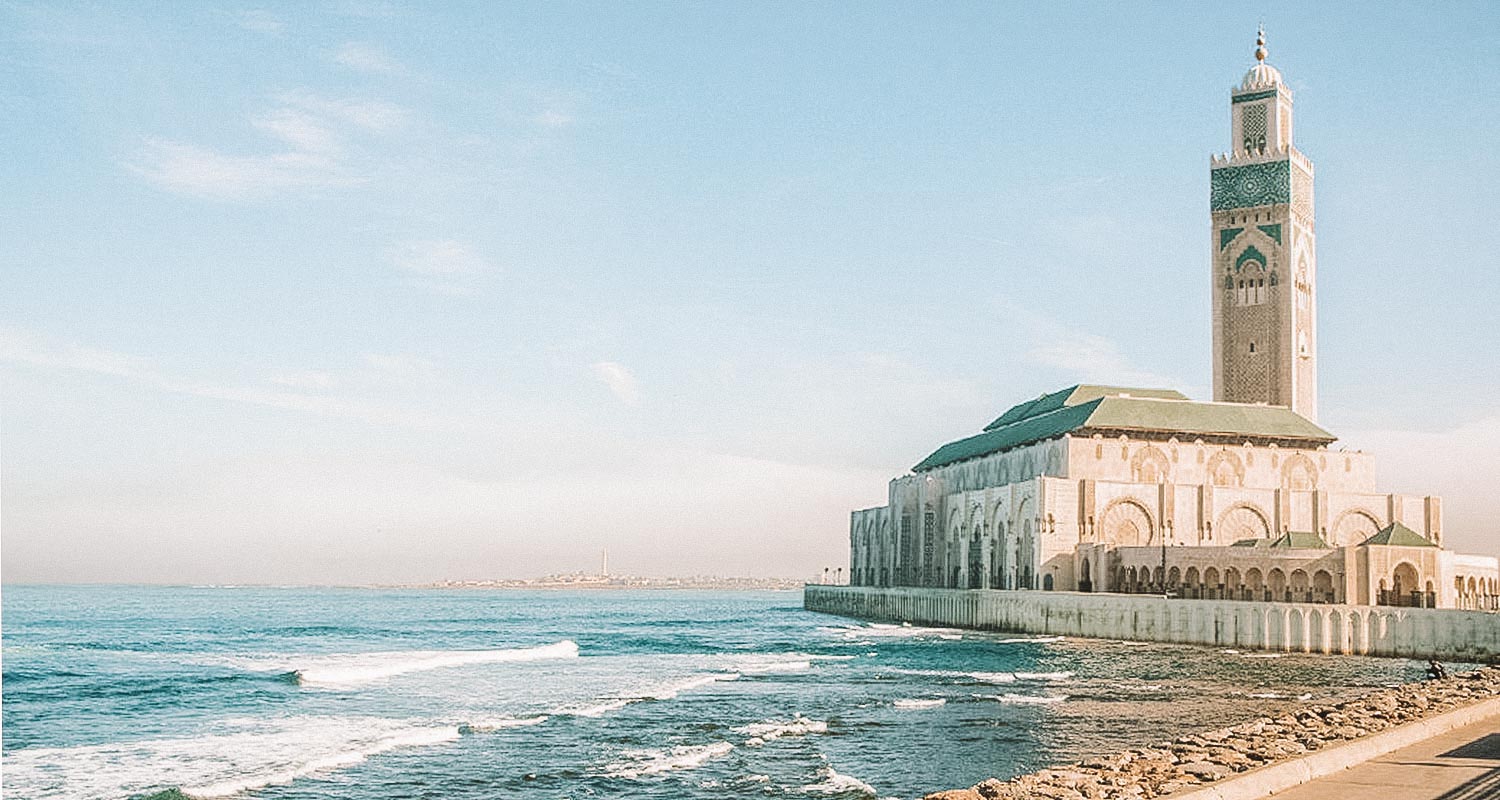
left=801, top=765, right=877, bottom=796
left=893, top=668, right=1016, bottom=684
left=2, top=716, right=459, bottom=800
left=1246, top=691, right=1312, bottom=700
left=848, top=623, right=966, bottom=639
left=741, top=659, right=811, bottom=674
left=458, top=715, right=548, bottom=733
left=1240, top=652, right=1286, bottom=659
left=555, top=670, right=742, bottom=717
left=892, top=698, right=946, bottom=710
left=647, top=672, right=740, bottom=699
left=735, top=715, right=828, bottom=745
left=1014, top=671, right=1073, bottom=681
left=602, top=742, right=734, bottom=778
left=218, top=640, right=580, bottom=689
left=979, top=692, right=1069, bottom=705
left=996, top=635, right=1065, bottom=644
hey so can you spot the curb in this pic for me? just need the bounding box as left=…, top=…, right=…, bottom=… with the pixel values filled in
left=1165, top=695, right=1500, bottom=800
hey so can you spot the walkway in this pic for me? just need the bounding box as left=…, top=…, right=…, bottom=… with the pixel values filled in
left=1265, top=715, right=1500, bottom=800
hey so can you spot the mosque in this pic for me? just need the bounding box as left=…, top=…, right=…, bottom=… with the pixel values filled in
left=845, top=31, right=1499, bottom=612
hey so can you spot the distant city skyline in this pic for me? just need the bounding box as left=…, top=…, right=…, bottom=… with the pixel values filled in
left=3, top=2, right=1498, bottom=584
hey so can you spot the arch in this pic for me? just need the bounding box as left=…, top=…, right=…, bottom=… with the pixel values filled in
left=1225, top=567, right=1242, bottom=599
left=1268, top=568, right=1287, bottom=599
left=1216, top=504, right=1271, bottom=543
left=1167, top=566, right=1181, bottom=587
left=1280, top=453, right=1319, bottom=491
left=1043, top=574, right=1054, bottom=591
left=1330, top=509, right=1382, bottom=547
left=1130, top=445, right=1171, bottom=483
left=1289, top=569, right=1310, bottom=601
left=1313, top=569, right=1334, bottom=603
left=1080, top=556, right=1094, bottom=592
left=1392, top=562, right=1420, bottom=606
left=1206, top=450, right=1245, bottom=488
left=1099, top=499, right=1154, bottom=547
left=1185, top=566, right=1201, bottom=588
left=1204, top=566, right=1220, bottom=586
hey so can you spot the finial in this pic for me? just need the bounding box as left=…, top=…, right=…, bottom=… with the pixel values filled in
left=1255, top=24, right=1267, bottom=62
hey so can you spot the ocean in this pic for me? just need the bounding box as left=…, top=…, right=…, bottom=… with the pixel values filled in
left=2, top=585, right=1435, bottom=800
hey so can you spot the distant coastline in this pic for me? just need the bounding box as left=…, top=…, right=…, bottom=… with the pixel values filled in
left=407, top=574, right=806, bottom=591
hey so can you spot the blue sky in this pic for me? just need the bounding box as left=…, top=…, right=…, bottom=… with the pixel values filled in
left=3, top=2, right=1498, bottom=583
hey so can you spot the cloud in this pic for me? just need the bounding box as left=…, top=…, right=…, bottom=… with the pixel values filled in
left=389, top=240, right=488, bottom=277
left=0, top=328, right=448, bottom=430
left=268, top=369, right=337, bottom=390
left=1028, top=329, right=1184, bottom=390
left=387, top=240, right=491, bottom=294
left=535, top=109, right=573, bottom=128
left=332, top=41, right=405, bottom=75
left=236, top=10, right=284, bottom=33
left=127, top=92, right=408, bottom=200
left=591, top=361, right=640, bottom=404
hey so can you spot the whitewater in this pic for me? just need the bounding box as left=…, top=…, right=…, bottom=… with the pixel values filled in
left=2, top=585, right=1433, bottom=800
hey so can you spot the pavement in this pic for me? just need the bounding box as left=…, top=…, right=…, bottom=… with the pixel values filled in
left=1264, top=715, right=1500, bottom=800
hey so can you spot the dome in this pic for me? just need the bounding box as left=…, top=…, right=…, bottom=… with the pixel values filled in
left=1241, top=62, right=1283, bottom=90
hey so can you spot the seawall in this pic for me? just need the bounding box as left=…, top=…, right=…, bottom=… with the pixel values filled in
left=804, top=586, right=1500, bottom=663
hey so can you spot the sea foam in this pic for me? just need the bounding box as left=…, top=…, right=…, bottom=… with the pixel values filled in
left=1, top=716, right=460, bottom=800
left=603, top=742, right=734, bottom=778
left=801, top=765, right=878, bottom=796
left=892, top=698, right=946, bottom=710
left=217, top=640, right=581, bottom=689
left=734, top=715, right=828, bottom=745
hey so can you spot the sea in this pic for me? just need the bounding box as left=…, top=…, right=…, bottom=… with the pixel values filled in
left=2, top=585, right=1438, bottom=800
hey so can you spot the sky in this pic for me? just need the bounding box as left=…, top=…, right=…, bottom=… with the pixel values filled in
left=2, top=2, right=1498, bottom=584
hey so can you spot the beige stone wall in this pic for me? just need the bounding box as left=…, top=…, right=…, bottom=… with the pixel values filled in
left=805, top=585, right=1500, bottom=662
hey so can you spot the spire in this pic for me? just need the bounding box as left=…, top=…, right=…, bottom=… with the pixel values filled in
left=1255, top=24, right=1268, bottom=63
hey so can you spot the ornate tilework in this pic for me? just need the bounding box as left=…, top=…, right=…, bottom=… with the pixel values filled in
left=1219, top=227, right=1244, bottom=250
left=1257, top=224, right=1282, bottom=244
left=1235, top=245, right=1266, bottom=272
left=1232, top=89, right=1278, bottom=104
left=1211, top=160, right=1291, bottom=211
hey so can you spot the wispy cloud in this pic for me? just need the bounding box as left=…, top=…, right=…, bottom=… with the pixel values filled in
left=236, top=10, right=284, bottom=33
left=1028, top=329, right=1183, bottom=390
left=127, top=91, right=408, bottom=200
left=591, top=361, right=640, bottom=404
left=268, top=369, right=337, bottom=390
left=332, top=41, right=406, bottom=75
left=1, top=328, right=447, bottom=429
left=388, top=240, right=492, bottom=294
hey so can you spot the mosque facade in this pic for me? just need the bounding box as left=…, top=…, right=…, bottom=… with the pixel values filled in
left=845, top=32, right=1499, bottom=612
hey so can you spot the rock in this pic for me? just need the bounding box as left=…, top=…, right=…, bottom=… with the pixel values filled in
left=1179, top=761, right=1231, bottom=781
left=925, top=791, right=985, bottom=800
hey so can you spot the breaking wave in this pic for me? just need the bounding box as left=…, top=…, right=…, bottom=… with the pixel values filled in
left=892, top=698, right=946, bottom=710
left=735, top=715, right=828, bottom=745
left=603, top=742, right=734, bottom=778
left=1, top=716, right=460, bottom=800
left=801, top=765, right=878, bottom=796
left=221, top=641, right=581, bottom=689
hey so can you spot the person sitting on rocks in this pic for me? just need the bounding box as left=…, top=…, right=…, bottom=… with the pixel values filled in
left=1426, top=659, right=1448, bottom=680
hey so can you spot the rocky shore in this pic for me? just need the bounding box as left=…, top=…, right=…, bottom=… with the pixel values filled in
left=926, top=666, right=1500, bottom=800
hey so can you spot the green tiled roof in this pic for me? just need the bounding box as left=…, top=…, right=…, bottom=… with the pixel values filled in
left=913, top=385, right=1336, bottom=472
left=1361, top=522, right=1437, bottom=548
left=983, top=385, right=1187, bottom=431
left=1230, top=532, right=1328, bottom=549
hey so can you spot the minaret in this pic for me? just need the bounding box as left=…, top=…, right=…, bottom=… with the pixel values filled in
left=1210, top=27, right=1318, bottom=420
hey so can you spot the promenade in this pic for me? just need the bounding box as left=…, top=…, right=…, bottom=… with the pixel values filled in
left=1264, top=715, right=1499, bottom=800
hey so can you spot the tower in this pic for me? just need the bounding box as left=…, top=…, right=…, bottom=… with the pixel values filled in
left=1211, top=28, right=1317, bottom=420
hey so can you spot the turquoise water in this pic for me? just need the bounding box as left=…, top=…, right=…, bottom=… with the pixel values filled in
left=3, top=586, right=1430, bottom=800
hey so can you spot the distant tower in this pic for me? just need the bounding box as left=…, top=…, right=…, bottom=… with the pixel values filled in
left=1211, top=27, right=1318, bottom=420
left=601, top=547, right=609, bottom=577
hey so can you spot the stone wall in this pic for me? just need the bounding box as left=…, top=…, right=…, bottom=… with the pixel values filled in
left=803, top=586, right=1500, bottom=663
